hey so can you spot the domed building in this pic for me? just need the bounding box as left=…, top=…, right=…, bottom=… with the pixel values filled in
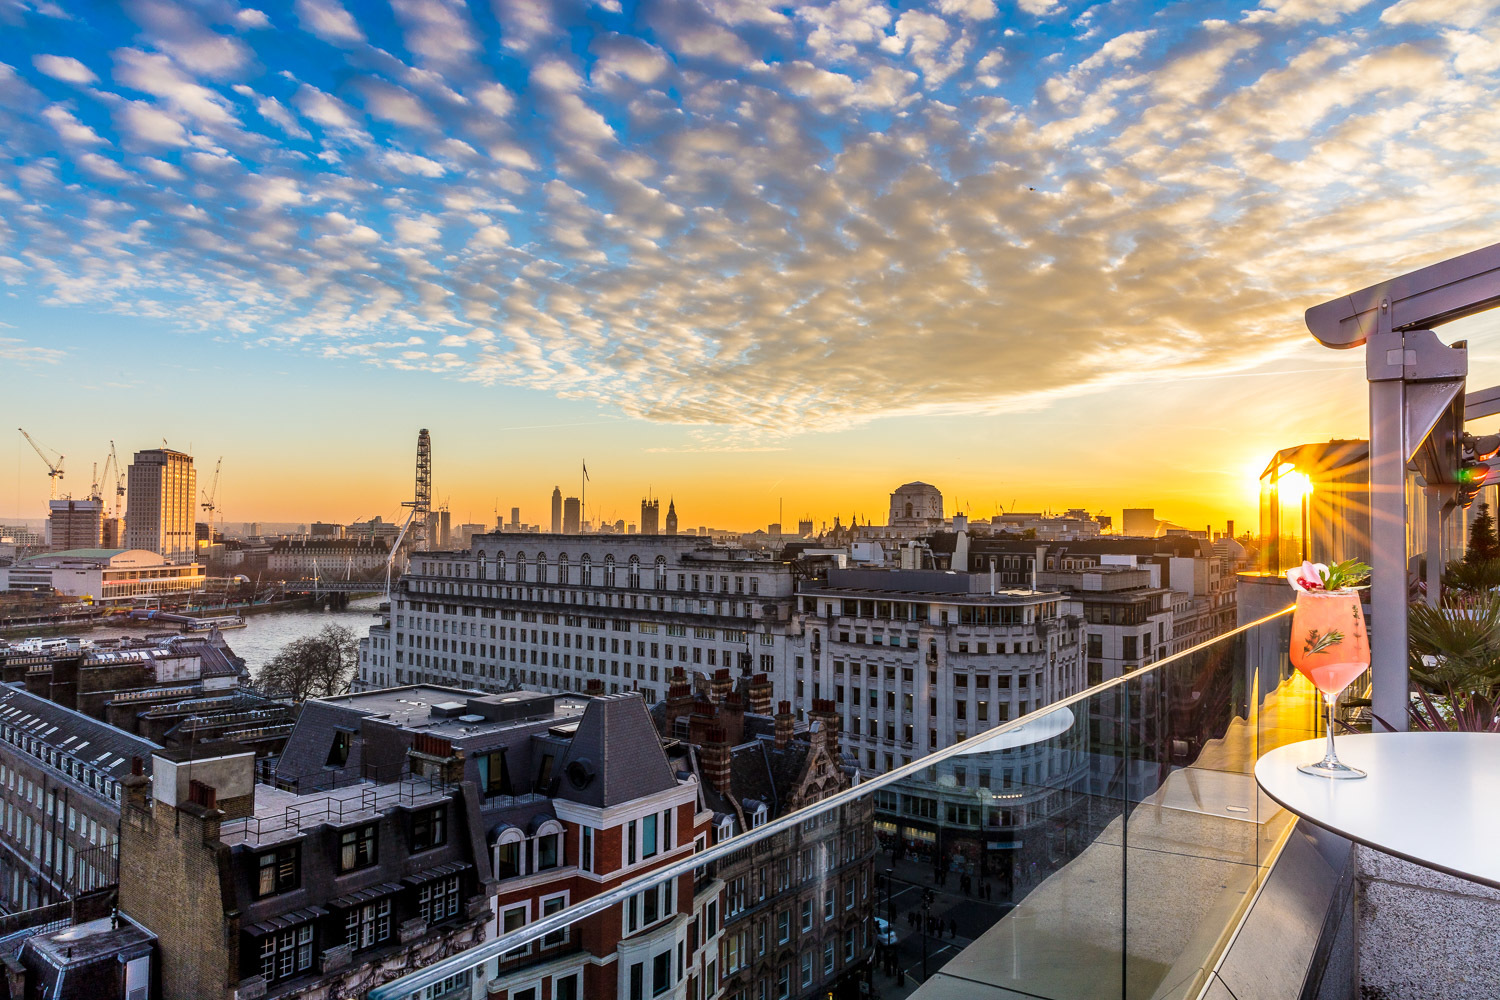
left=889, top=482, right=944, bottom=528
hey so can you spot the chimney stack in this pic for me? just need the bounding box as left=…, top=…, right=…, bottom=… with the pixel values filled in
left=774, top=701, right=795, bottom=749
left=710, top=668, right=732, bottom=704
left=809, top=698, right=838, bottom=741
left=700, top=726, right=732, bottom=793
left=721, top=691, right=746, bottom=745
left=747, top=673, right=773, bottom=715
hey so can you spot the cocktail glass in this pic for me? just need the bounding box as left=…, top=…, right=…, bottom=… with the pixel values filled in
left=1289, top=589, right=1369, bottom=779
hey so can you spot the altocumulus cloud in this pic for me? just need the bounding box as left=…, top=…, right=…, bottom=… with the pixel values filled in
left=2, top=0, right=1500, bottom=430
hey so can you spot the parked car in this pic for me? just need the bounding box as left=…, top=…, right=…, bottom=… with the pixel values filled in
left=875, top=916, right=899, bottom=946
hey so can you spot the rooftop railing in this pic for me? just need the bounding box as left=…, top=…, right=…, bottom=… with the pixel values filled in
left=371, top=606, right=1327, bottom=1000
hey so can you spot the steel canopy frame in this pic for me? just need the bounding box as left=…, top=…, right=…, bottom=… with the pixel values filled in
left=1306, top=241, right=1500, bottom=732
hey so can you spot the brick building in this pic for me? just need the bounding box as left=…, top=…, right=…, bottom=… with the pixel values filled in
left=653, top=676, right=877, bottom=1000
left=275, top=684, right=727, bottom=1000
left=118, top=742, right=491, bottom=1000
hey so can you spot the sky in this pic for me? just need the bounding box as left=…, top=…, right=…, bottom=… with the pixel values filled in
left=4, top=0, right=1500, bottom=533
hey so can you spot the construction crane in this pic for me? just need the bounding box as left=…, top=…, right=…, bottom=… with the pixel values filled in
left=105, top=441, right=125, bottom=518
left=200, top=457, right=223, bottom=535
left=18, top=428, right=64, bottom=500
left=89, top=461, right=101, bottom=502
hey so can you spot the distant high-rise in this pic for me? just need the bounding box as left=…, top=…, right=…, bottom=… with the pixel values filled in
left=125, top=449, right=196, bottom=564
left=48, top=498, right=102, bottom=550
left=551, top=487, right=563, bottom=534
left=510, top=507, right=520, bottom=530
left=665, top=499, right=678, bottom=535
left=1122, top=508, right=1158, bottom=537
left=563, top=497, right=581, bottom=533
left=641, top=498, right=660, bottom=535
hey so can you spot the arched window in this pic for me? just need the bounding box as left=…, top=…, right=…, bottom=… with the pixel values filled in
left=654, top=556, right=667, bottom=590
left=580, top=554, right=592, bottom=586
left=604, top=555, right=616, bottom=588
left=558, top=553, right=570, bottom=586
left=492, top=825, right=526, bottom=879
left=497, top=552, right=506, bottom=580
left=536, top=553, right=549, bottom=585
left=477, top=553, right=487, bottom=579
left=628, top=555, right=641, bottom=589
left=905, top=502, right=914, bottom=518
left=514, top=552, right=527, bottom=583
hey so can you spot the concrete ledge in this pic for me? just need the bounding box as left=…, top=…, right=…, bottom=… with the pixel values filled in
left=1356, top=845, right=1500, bottom=1000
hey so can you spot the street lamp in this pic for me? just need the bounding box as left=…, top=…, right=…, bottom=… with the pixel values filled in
left=883, top=868, right=894, bottom=978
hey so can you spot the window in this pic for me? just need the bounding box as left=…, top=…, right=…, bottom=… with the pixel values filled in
left=345, top=897, right=393, bottom=951
left=555, top=974, right=580, bottom=1000
left=581, top=825, right=594, bottom=873
left=502, top=905, right=529, bottom=958
left=823, top=942, right=835, bottom=975
left=653, top=951, right=672, bottom=996
left=800, top=900, right=812, bottom=932
left=631, top=963, right=645, bottom=1000
left=419, top=875, right=461, bottom=924
left=776, top=965, right=790, bottom=1000
left=537, top=831, right=561, bottom=870
left=542, top=894, right=568, bottom=946
left=479, top=749, right=511, bottom=796
left=255, top=845, right=298, bottom=898
left=643, top=813, right=658, bottom=858
left=777, top=910, right=790, bottom=943
left=496, top=838, right=523, bottom=878
left=339, top=823, right=378, bottom=872
left=800, top=951, right=813, bottom=987
left=260, top=923, right=313, bottom=984
left=411, top=806, right=446, bottom=852
left=326, top=730, right=351, bottom=767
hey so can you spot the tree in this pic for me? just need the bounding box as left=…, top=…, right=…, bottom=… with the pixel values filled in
left=1467, top=503, right=1500, bottom=563
left=258, top=624, right=358, bottom=702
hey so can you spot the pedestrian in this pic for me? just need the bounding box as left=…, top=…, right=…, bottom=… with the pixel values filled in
left=949, top=917, right=957, bottom=939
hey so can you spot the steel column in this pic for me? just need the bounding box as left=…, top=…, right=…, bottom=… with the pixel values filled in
left=1367, top=370, right=1408, bottom=732
left=1425, top=488, right=1442, bottom=609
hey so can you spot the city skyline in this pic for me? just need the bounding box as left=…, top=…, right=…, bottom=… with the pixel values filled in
left=6, top=1, right=1500, bottom=529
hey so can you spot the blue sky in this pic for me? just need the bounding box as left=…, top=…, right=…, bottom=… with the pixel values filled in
left=3, top=0, right=1500, bottom=529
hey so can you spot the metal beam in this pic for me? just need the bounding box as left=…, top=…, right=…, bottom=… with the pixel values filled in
left=1464, top=384, right=1500, bottom=422
left=1306, top=241, right=1500, bottom=348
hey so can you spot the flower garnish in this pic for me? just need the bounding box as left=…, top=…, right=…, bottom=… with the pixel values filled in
left=1286, top=558, right=1371, bottom=592
left=1286, top=561, right=1328, bottom=593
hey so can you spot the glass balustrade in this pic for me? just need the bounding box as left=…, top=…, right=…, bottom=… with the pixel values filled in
left=371, top=606, right=1335, bottom=1000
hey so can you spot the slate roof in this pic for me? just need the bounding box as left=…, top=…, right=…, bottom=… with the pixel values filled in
left=0, top=684, right=161, bottom=784
left=273, top=699, right=370, bottom=784
left=556, top=693, right=678, bottom=808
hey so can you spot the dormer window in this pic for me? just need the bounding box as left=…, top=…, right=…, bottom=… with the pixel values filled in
left=411, top=806, right=446, bottom=852
left=751, top=805, right=767, bottom=829
left=256, top=845, right=299, bottom=898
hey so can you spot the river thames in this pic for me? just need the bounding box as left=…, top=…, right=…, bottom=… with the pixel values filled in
left=53, top=596, right=386, bottom=674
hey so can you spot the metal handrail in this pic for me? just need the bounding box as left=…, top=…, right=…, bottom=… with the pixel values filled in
left=369, top=606, right=1293, bottom=999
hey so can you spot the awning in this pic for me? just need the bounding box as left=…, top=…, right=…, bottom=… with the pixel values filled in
left=328, top=881, right=404, bottom=909
left=402, top=860, right=472, bottom=886
left=242, top=906, right=328, bottom=937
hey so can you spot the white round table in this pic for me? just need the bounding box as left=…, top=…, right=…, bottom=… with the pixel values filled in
left=1255, top=732, right=1500, bottom=889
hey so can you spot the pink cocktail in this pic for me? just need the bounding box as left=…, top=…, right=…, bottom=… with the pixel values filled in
left=1289, top=589, right=1368, bottom=778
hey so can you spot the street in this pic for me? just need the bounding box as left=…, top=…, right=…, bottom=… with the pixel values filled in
left=870, top=854, right=1015, bottom=1000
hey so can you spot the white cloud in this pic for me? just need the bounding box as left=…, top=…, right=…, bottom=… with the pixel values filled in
left=294, top=0, right=365, bottom=45
left=32, top=54, right=96, bottom=85
left=41, top=104, right=106, bottom=144
left=381, top=150, right=446, bottom=176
